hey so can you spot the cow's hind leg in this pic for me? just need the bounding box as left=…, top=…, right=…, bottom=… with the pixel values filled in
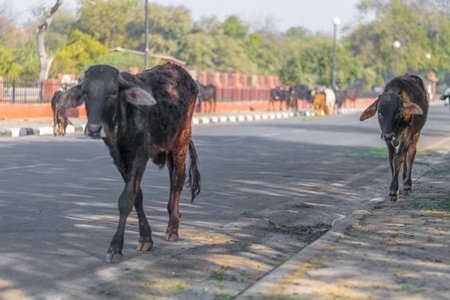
left=403, top=132, right=420, bottom=196
left=165, top=148, right=187, bottom=241
left=135, top=187, right=153, bottom=251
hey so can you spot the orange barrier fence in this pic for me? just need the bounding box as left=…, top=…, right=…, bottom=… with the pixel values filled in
left=0, top=99, right=375, bottom=120
left=0, top=103, right=86, bottom=120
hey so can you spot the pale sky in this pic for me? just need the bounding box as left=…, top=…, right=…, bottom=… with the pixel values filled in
left=8, top=0, right=364, bottom=35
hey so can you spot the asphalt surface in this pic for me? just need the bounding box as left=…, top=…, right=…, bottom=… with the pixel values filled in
left=0, top=102, right=449, bottom=299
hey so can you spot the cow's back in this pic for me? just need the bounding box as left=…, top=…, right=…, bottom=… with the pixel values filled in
left=51, top=91, right=63, bottom=112
left=123, top=63, right=198, bottom=147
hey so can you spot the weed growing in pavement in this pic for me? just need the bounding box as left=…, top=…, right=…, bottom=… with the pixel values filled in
left=262, top=223, right=331, bottom=243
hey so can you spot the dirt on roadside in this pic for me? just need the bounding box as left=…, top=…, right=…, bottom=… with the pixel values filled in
left=241, top=152, right=450, bottom=300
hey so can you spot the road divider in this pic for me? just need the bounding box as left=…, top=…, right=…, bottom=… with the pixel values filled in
left=0, top=107, right=366, bottom=138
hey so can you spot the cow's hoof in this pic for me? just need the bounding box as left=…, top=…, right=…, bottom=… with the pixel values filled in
left=137, top=242, right=153, bottom=251
left=165, top=231, right=179, bottom=242
left=404, top=188, right=412, bottom=196
left=106, top=252, right=122, bottom=263
left=389, top=193, right=398, bottom=202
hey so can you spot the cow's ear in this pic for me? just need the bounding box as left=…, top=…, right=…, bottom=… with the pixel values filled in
left=402, top=102, right=423, bottom=115
left=118, top=74, right=157, bottom=107
left=123, top=87, right=157, bottom=107
left=59, top=85, right=84, bottom=109
left=359, top=100, right=378, bottom=121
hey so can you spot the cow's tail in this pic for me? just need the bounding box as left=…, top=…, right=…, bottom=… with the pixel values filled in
left=186, top=139, right=201, bottom=203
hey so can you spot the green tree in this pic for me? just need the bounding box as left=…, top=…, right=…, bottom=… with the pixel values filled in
left=222, top=15, right=248, bottom=39
left=0, top=44, right=21, bottom=79
left=243, top=31, right=282, bottom=75
left=178, top=32, right=216, bottom=70
left=51, top=29, right=109, bottom=76
left=349, top=0, right=450, bottom=85
left=78, top=0, right=139, bottom=47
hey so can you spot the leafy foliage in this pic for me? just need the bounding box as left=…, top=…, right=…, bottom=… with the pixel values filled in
left=1, top=0, right=450, bottom=92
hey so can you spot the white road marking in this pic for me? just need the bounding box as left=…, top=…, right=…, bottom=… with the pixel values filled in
left=0, top=163, right=52, bottom=171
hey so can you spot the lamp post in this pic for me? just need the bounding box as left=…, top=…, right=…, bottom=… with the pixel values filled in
left=393, top=40, right=401, bottom=76
left=332, top=17, right=340, bottom=91
left=144, top=0, right=149, bottom=70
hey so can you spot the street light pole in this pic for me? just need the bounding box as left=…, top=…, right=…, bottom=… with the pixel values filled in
left=393, top=40, right=401, bottom=76
left=332, top=17, right=340, bottom=91
left=144, top=0, right=149, bottom=70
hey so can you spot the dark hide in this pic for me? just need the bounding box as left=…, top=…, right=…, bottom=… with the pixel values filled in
left=289, top=84, right=313, bottom=110
left=196, top=82, right=216, bottom=113
left=440, top=93, right=450, bottom=100
left=360, top=74, right=428, bottom=201
left=60, top=63, right=201, bottom=263
left=439, top=90, right=450, bottom=112
left=346, top=85, right=361, bottom=107
left=269, top=86, right=291, bottom=111
left=195, top=81, right=205, bottom=112
left=334, top=90, right=347, bottom=114
left=51, top=90, right=72, bottom=136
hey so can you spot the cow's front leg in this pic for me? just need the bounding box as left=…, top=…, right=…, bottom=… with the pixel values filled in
left=387, top=142, right=396, bottom=178
left=106, top=182, right=135, bottom=263
left=106, top=162, right=145, bottom=263
left=389, top=142, right=410, bottom=202
left=403, top=132, right=420, bottom=196
left=165, top=150, right=187, bottom=241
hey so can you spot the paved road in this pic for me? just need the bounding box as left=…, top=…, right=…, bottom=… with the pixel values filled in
left=0, top=103, right=449, bottom=299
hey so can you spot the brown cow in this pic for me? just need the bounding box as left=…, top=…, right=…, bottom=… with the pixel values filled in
left=360, top=74, right=428, bottom=201
left=51, top=90, right=73, bottom=136
left=347, top=85, right=362, bottom=108
left=60, top=63, right=201, bottom=263
left=313, top=91, right=327, bottom=116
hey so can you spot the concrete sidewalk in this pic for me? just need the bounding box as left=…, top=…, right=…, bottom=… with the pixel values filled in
left=237, top=149, right=450, bottom=299
left=0, top=107, right=364, bottom=137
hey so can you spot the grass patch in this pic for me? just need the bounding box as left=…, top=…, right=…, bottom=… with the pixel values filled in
left=168, top=284, right=187, bottom=292
left=347, top=147, right=387, bottom=160
left=411, top=199, right=450, bottom=212
left=266, top=223, right=331, bottom=243
left=209, top=265, right=228, bottom=281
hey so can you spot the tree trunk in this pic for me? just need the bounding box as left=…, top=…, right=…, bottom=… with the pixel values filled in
left=36, top=0, right=63, bottom=83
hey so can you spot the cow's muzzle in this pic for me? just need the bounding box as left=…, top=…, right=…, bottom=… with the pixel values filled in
left=381, top=133, right=395, bottom=141
left=85, top=123, right=107, bottom=139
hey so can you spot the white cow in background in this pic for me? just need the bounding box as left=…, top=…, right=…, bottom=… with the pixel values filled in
left=324, top=88, right=336, bottom=116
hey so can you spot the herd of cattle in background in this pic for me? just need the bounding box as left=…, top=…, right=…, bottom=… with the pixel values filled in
left=51, top=78, right=363, bottom=135
left=47, top=63, right=432, bottom=262
left=193, top=80, right=362, bottom=115
left=269, top=84, right=362, bottom=115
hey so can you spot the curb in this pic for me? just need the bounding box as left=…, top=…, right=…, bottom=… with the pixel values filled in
left=0, top=124, right=85, bottom=137
left=192, top=107, right=365, bottom=126
left=0, top=107, right=365, bottom=138
left=235, top=194, right=385, bottom=299
left=235, top=140, right=450, bottom=299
